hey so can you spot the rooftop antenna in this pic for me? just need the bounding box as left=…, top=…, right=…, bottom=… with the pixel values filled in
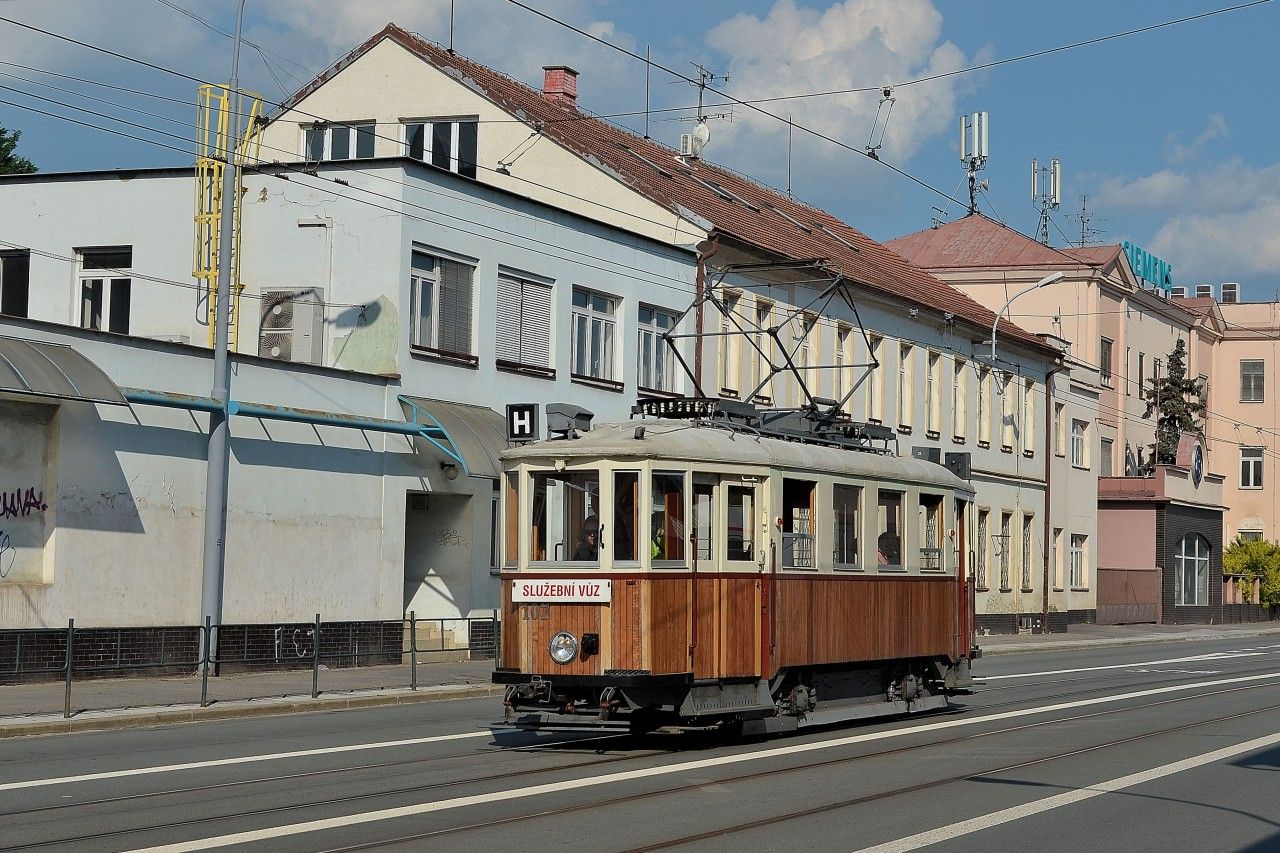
left=959, top=111, right=989, bottom=215
left=1031, top=157, right=1061, bottom=245
left=787, top=116, right=794, bottom=198
left=643, top=45, right=651, bottom=139
left=448, top=0, right=456, bottom=53
left=865, top=86, right=895, bottom=160
left=930, top=206, right=948, bottom=229
left=1074, top=194, right=1106, bottom=246
left=676, top=63, right=730, bottom=160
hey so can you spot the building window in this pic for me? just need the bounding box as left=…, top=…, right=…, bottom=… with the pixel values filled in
left=79, top=247, right=132, bottom=334
left=1054, top=403, right=1066, bottom=456
left=404, top=118, right=478, bottom=178
left=1022, top=378, right=1035, bottom=456
left=1020, top=513, right=1034, bottom=590
left=1239, top=529, right=1263, bottom=542
left=793, top=314, right=816, bottom=405
left=1071, top=419, right=1089, bottom=468
left=752, top=298, right=773, bottom=402
left=495, top=272, right=553, bottom=372
left=571, top=287, right=617, bottom=381
left=304, top=122, right=375, bottom=160
left=976, top=509, right=989, bottom=589
left=833, top=484, right=860, bottom=569
left=897, top=343, right=914, bottom=430
left=1241, top=360, right=1265, bottom=403
left=998, top=511, right=1012, bottom=590
left=1069, top=533, right=1087, bottom=589
left=1100, top=438, right=1114, bottom=477
left=926, top=351, right=942, bottom=435
left=1174, top=533, right=1209, bottom=606
left=638, top=304, right=678, bottom=392
left=1137, top=352, right=1146, bottom=396
left=1000, top=372, right=1015, bottom=451
left=0, top=250, right=30, bottom=317
left=867, top=334, right=883, bottom=422
left=409, top=250, right=474, bottom=357
left=953, top=358, right=967, bottom=440
left=1053, top=527, right=1064, bottom=589
left=1100, top=337, right=1114, bottom=387
left=718, top=289, right=741, bottom=396
left=876, top=490, right=904, bottom=568
left=835, top=324, right=853, bottom=414
left=1241, top=447, right=1264, bottom=489
left=978, top=367, right=991, bottom=446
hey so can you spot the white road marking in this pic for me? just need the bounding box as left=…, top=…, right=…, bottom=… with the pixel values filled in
left=854, top=728, right=1280, bottom=852
left=980, top=651, right=1267, bottom=681
left=125, top=670, right=1280, bottom=852
left=0, top=730, right=491, bottom=793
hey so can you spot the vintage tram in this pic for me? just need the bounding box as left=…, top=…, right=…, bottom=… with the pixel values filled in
left=493, top=399, right=977, bottom=735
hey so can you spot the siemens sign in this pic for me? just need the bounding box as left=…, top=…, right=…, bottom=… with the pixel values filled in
left=1122, top=241, right=1173, bottom=291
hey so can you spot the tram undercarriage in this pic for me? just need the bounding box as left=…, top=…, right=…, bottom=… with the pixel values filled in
left=497, top=657, right=974, bottom=736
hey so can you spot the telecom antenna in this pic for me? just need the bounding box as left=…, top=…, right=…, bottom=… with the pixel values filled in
left=1031, top=157, right=1061, bottom=245
left=1074, top=194, right=1106, bottom=246
left=959, top=111, right=989, bottom=215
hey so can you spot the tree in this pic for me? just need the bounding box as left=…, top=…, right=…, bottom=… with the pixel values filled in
left=1141, top=337, right=1204, bottom=469
left=0, top=123, right=37, bottom=175
left=1223, top=536, right=1280, bottom=609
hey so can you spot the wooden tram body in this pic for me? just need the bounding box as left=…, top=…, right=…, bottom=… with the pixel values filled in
left=494, top=407, right=977, bottom=734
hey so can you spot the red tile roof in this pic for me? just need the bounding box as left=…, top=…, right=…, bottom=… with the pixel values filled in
left=886, top=213, right=1120, bottom=271
left=276, top=24, right=1052, bottom=354
left=1172, top=297, right=1216, bottom=315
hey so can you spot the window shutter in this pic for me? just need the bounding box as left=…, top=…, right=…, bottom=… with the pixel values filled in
left=521, top=281, right=553, bottom=367
left=495, top=276, right=522, bottom=363
left=436, top=259, right=473, bottom=354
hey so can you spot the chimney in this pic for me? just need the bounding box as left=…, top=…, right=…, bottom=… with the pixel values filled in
left=542, top=65, right=579, bottom=108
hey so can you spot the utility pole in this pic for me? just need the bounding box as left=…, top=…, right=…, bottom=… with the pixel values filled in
left=201, top=0, right=246, bottom=661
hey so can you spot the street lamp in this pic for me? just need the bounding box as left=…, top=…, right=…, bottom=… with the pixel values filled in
left=989, top=271, right=1065, bottom=362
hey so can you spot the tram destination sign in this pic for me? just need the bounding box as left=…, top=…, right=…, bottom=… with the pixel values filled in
left=512, top=579, right=612, bottom=604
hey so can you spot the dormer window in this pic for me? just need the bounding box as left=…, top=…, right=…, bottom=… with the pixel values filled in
left=404, top=119, right=478, bottom=178
left=303, top=122, right=375, bottom=161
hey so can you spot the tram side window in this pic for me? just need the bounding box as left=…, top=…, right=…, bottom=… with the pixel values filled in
left=877, top=490, right=904, bottom=569
left=919, top=494, right=944, bottom=571
left=651, top=472, right=686, bottom=565
left=833, top=484, right=861, bottom=569
left=530, top=471, right=601, bottom=564
left=504, top=473, right=519, bottom=567
left=727, top=484, right=756, bottom=561
left=693, top=477, right=715, bottom=561
left=614, top=471, right=640, bottom=562
left=782, top=478, right=816, bottom=569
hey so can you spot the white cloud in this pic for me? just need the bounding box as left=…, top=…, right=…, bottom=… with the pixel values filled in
left=1093, top=158, right=1280, bottom=214
left=1150, top=201, right=1280, bottom=280
left=700, top=0, right=982, bottom=178
left=1164, top=113, right=1228, bottom=165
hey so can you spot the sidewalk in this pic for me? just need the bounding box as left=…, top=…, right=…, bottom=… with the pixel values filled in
left=3, top=621, right=1279, bottom=738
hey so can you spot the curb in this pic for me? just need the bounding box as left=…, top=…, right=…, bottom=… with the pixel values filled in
left=0, top=684, right=504, bottom=739
left=980, top=625, right=1280, bottom=657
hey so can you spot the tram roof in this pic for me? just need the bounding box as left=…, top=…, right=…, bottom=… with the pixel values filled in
left=502, top=420, right=975, bottom=495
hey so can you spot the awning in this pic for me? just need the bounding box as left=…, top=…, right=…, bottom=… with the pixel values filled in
left=399, top=395, right=507, bottom=479
left=0, top=335, right=127, bottom=406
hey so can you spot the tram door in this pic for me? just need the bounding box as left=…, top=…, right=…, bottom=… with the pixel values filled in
left=955, top=498, right=973, bottom=657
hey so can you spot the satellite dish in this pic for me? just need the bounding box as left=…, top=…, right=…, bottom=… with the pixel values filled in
left=693, top=120, right=711, bottom=153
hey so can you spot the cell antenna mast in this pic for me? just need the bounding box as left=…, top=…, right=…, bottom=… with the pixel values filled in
left=1074, top=194, right=1106, bottom=246
left=1031, top=157, right=1061, bottom=246
left=959, top=111, right=989, bottom=215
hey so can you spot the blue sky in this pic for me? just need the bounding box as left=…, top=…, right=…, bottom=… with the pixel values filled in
left=1, top=0, right=1277, bottom=295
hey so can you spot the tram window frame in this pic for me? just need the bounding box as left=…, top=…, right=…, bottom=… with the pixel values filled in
left=725, top=482, right=758, bottom=563
left=529, top=469, right=602, bottom=566
left=613, top=470, right=641, bottom=565
left=832, top=483, right=861, bottom=571
left=692, top=475, right=715, bottom=563
left=650, top=471, right=688, bottom=567
left=781, top=478, right=817, bottom=570
left=876, top=489, right=905, bottom=571
left=503, top=472, right=519, bottom=567
left=919, top=493, right=945, bottom=572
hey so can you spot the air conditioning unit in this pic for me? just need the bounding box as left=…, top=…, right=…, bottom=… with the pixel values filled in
left=1195, top=284, right=1214, bottom=299
left=1170, top=285, right=1187, bottom=298
left=1221, top=282, right=1240, bottom=303
left=911, top=446, right=942, bottom=464
left=679, top=133, right=697, bottom=158
left=258, top=288, right=324, bottom=365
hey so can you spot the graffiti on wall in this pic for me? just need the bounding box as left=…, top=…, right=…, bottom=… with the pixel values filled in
left=0, top=487, right=47, bottom=519
left=0, top=399, right=55, bottom=584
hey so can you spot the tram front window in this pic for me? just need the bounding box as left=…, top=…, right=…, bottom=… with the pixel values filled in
left=614, top=471, right=640, bottom=563
left=727, top=484, right=755, bottom=561
left=651, top=472, right=686, bottom=565
left=530, top=470, right=601, bottom=564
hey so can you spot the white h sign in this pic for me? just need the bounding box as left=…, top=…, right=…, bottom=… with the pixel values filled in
left=506, top=403, right=539, bottom=442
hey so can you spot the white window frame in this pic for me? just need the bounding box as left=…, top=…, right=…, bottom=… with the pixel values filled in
left=1069, top=533, right=1087, bottom=589
left=403, top=117, right=478, bottom=177
left=926, top=351, right=941, bottom=435
left=978, top=367, right=992, bottom=446
left=1071, top=419, right=1089, bottom=468
left=952, top=358, right=967, bottom=441
left=78, top=246, right=133, bottom=335
left=718, top=289, right=741, bottom=396
left=1241, top=447, right=1264, bottom=489
left=1054, top=403, right=1066, bottom=456
left=571, top=286, right=618, bottom=382
left=1052, top=527, right=1064, bottom=590
left=408, top=250, right=475, bottom=357
left=638, top=304, right=678, bottom=393
left=1021, top=378, right=1035, bottom=456
left=1241, top=359, right=1265, bottom=403
left=303, top=122, right=375, bottom=160
left=1175, top=534, right=1209, bottom=606
left=897, top=342, right=914, bottom=430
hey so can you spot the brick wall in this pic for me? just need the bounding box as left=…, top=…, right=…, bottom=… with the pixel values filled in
left=1158, top=504, right=1224, bottom=625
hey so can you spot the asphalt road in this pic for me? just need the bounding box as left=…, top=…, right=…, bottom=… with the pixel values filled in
left=1, top=636, right=1278, bottom=852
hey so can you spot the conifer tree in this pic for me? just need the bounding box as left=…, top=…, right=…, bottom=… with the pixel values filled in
left=0, top=123, right=37, bottom=175
left=1141, top=337, right=1204, bottom=469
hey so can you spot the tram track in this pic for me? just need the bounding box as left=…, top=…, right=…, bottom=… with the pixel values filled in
left=5, top=667, right=1277, bottom=850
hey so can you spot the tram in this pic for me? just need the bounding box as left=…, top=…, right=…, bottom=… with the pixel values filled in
left=493, top=398, right=978, bottom=735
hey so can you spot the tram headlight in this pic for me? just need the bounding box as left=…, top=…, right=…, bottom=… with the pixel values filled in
left=548, top=631, right=578, bottom=665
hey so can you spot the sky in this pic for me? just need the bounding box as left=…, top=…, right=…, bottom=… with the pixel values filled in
left=1, top=0, right=1277, bottom=297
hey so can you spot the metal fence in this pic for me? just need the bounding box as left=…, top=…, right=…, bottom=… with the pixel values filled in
left=0, top=611, right=500, bottom=718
